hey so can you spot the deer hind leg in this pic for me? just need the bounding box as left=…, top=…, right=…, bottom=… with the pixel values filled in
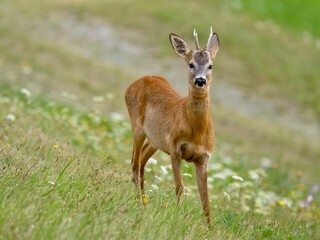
left=194, top=158, right=211, bottom=224
left=131, top=128, right=145, bottom=197
left=170, top=151, right=184, bottom=204
left=139, top=141, right=157, bottom=192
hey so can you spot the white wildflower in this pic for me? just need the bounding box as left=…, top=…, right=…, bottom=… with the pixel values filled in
left=151, top=184, right=158, bottom=191
left=48, top=181, right=55, bottom=185
left=145, top=167, right=152, bottom=173
left=160, top=165, right=168, bottom=175
left=20, top=88, right=31, bottom=97
left=92, top=96, right=104, bottom=102
left=125, top=159, right=131, bottom=164
left=212, top=168, right=236, bottom=180
left=307, top=195, right=313, bottom=203
left=232, top=175, right=244, bottom=182
left=5, top=114, right=16, bottom=122
left=210, top=163, right=223, bottom=170
left=110, top=112, right=124, bottom=121
left=164, top=164, right=172, bottom=170
left=106, top=93, right=114, bottom=100
left=182, top=173, right=192, bottom=177
left=223, top=192, right=231, bottom=200
left=155, top=176, right=162, bottom=181
left=248, top=170, right=260, bottom=181
left=249, top=169, right=267, bottom=181
left=148, top=158, right=157, bottom=165
left=261, top=158, right=273, bottom=168
left=299, top=195, right=312, bottom=209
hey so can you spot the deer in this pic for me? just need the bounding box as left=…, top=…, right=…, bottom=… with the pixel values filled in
left=125, top=27, right=219, bottom=224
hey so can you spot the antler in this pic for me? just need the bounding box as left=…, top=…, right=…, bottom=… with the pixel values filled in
left=193, top=29, right=200, bottom=50
left=205, top=26, right=213, bottom=50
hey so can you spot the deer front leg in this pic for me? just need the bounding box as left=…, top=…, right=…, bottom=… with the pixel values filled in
left=171, top=151, right=184, bottom=204
left=194, top=157, right=211, bottom=224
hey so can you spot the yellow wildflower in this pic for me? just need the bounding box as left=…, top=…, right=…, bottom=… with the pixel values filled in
left=53, top=144, right=59, bottom=149
left=277, top=200, right=285, bottom=206
left=143, top=197, right=149, bottom=205
left=306, top=212, right=313, bottom=219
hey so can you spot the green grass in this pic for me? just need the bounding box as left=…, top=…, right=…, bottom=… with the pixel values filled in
left=241, top=0, right=320, bottom=38
left=1, top=0, right=320, bottom=239
left=1, top=84, right=319, bottom=239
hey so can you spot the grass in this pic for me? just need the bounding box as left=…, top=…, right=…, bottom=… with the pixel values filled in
left=1, top=84, right=319, bottom=239
left=240, top=0, right=320, bottom=38
left=0, top=0, right=320, bottom=239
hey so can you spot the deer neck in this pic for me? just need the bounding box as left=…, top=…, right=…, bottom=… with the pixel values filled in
left=186, top=87, right=211, bottom=121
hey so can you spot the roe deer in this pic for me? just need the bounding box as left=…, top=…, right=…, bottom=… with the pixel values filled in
left=125, top=27, right=219, bottom=223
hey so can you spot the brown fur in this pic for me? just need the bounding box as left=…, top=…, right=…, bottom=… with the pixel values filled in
left=125, top=30, right=219, bottom=223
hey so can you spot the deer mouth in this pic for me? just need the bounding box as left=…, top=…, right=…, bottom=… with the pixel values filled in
left=195, top=82, right=206, bottom=88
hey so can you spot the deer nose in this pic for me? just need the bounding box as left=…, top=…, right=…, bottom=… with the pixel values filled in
left=195, top=77, right=207, bottom=87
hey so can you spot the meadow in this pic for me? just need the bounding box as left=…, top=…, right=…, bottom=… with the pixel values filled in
left=0, top=0, right=320, bottom=239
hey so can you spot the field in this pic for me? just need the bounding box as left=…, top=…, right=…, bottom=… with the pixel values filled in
left=1, top=0, right=320, bottom=239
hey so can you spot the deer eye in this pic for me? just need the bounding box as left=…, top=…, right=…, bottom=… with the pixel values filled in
left=208, top=65, right=213, bottom=70
left=189, top=63, right=194, bottom=69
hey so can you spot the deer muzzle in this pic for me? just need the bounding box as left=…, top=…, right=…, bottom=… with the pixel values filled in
left=194, top=77, right=207, bottom=87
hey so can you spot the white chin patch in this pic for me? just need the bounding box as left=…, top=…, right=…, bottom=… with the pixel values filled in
left=195, top=83, right=206, bottom=88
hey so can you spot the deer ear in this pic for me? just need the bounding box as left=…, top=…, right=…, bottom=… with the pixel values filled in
left=206, top=32, right=219, bottom=58
left=169, top=33, right=191, bottom=59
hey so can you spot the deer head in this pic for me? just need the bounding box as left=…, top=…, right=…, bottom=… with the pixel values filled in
left=169, top=27, right=219, bottom=92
